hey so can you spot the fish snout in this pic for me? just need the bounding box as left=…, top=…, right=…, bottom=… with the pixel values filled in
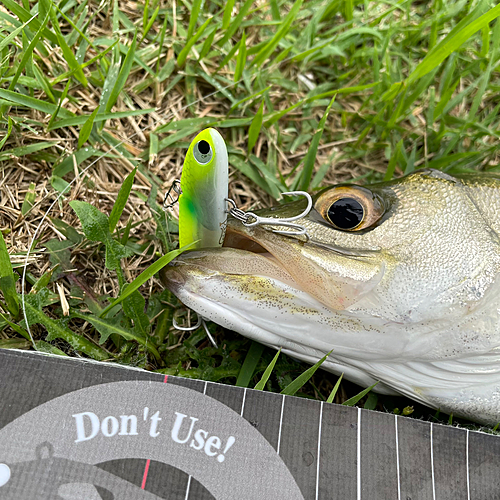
left=160, top=265, right=186, bottom=293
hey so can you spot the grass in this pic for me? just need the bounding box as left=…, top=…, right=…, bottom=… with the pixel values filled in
left=1, top=0, right=500, bottom=429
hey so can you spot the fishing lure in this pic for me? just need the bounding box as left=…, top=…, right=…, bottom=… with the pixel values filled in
left=178, top=128, right=228, bottom=249
left=164, top=129, right=313, bottom=348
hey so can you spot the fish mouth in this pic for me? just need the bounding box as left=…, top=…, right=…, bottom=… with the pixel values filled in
left=163, top=222, right=300, bottom=292
left=162, top=218, right=384, bottom=313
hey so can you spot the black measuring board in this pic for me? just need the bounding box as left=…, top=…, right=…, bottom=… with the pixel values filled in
left=0, top=349, right=499, bottom=500
left=397, top=416, right=434, bottom=499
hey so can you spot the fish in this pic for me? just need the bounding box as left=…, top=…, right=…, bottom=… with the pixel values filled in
left=162, top=168, right=500, bottom=424
left=178, top=128, right=228, bottom=249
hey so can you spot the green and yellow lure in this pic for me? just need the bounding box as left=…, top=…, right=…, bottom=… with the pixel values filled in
left=179, top=128, right=229, bottom=249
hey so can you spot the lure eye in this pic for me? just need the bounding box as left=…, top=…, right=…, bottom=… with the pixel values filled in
left=315, top=186, right=385, bottom=231
left=193, top=140, right=213, bottom=164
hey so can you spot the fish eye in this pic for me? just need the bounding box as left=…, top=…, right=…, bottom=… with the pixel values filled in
left=193, top=140, right=213, bottom=164
left=327, top=198, right=364, bottom=230
left=315, top=186, right=385, bottom=232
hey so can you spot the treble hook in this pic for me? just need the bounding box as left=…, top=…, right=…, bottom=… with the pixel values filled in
left=226, top=191, right=312, bottom=239
left=163, top=179, right=182, bottom=211
left=172, top=314, right=202, bottom=331
left=172, top=312, right=218, bottom=348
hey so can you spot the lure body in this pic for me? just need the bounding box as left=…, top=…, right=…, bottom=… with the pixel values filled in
left=179, top=128, right=228, bottom=248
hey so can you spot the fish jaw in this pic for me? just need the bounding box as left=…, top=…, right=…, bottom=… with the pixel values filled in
left=163, top=247, right=400, bottom=357
left=162, top=250, right=500, bottom=424
left=162, top=247, right=404, bottom=390
left=222, top=222, right=387, bottom=311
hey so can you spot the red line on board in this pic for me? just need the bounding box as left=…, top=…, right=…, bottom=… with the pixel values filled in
left=141, top=459, right=151, bottom=489
left=142, top=375, right=168, bottom=489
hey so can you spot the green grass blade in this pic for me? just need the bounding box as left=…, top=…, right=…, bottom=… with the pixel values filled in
left=21, top=182, right=36, bottom=216
left=0, top=231, right=19, bottom=317
left=270, top=0, right=280, bottom=20
left=326, top=373, right=343, bottom=403
left=177, top=17, right=212, bottom=67
left=263, top=100, right=303, bottom=127
left=31, top=265, right=58, bottom=293
left=236, top=341, right=266, bottom=387
left=219, top=0, right=254, bottom=46
left=54, top=5, right=95, bottom=49
left=234, top=31, right=247, bottom=81
left=0, top=338, right=30, bottom=349
left=247, top=99, right=264, bottom=154
left=53, top=40, right=119, bottom=85
left=229, top=154, right=277, bottom=196
left=187, top=0, right=203, bottom=39
left=262, top=82, right=372, bottom=128
left=120, top=217, right=133, bottom=245
left=0, top=312, right=30, bottom=340
left=344, top=0, right=353, bottom=21
left=49, top=108, right=154, bottom=130
left=0, top=88, right=73, bottom=118
left=1, top=0, right=57, bottom=44
left=342, top=381, right=379, bottom=407
left=24, top=301, right=109, bottom=360
left=364, top=392, right=378, bottom=410
left=46, top=79, right=72, bottom=130
left=0, top=13, right=36, bottom=51
left=99, top=241, right=198, bottom=318
left=222, top=0, right=236, bottom=30
left=407, top=3, right=500, bottom=84
left=298, top=95, right=335, bottom=191
left=199, top=25, right=217, bottom=60
left=32, top=63, right=56, bottom=103
left=106, top=30, right=138, bottom=112
left=7, top=13, right=50, bottom=93
left=0, top=142, right=57, bottom=162
left=384, top=139, right=403, bottom=181
left=281, top=349, right=333, bottom=396
left=50, top=12, right=88, bottom=87
left=142, top=0, right=149, bottom=30
left=0, top=116, right=13, bottom=150
left=77, top=105, right=100, bottom=149
left=251, top=0, right=303, bottom=68
left=248, top=155, right=283, bottom=198
left=141, top=5, right=160, bottom=43
left=218, top=41, right=240, bottom=70
left=228, top=86, right=272, bottom=113
left=254, top=349, right=281, bottom=391
left=109, top=167, right=137, bottom=232
left=155, top=12, right=169, bottom=73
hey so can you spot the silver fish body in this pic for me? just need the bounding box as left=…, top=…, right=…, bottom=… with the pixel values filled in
left=163, top=169, right=500, bottom=424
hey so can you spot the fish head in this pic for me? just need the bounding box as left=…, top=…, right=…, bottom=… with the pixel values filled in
left=162, top=169, right=500, bottom=422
